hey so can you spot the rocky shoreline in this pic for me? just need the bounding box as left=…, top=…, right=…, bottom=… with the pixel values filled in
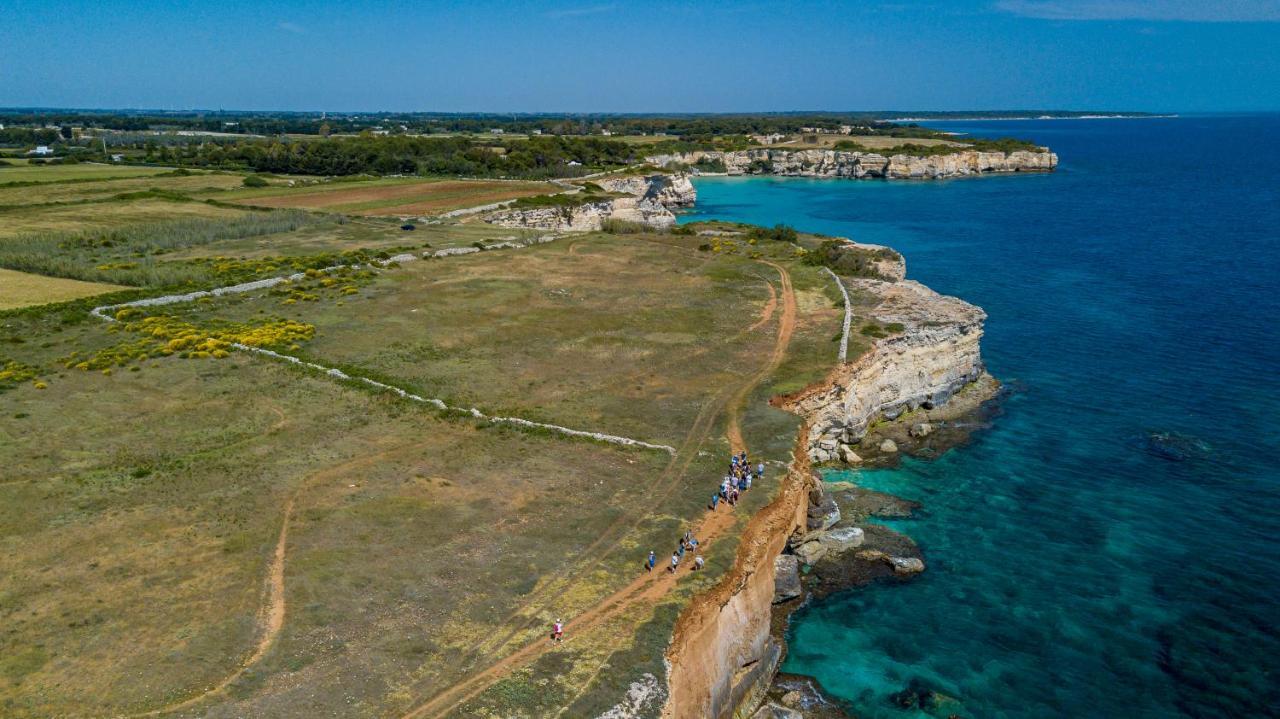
left=656, top=208, right=1008, bottom=717
left=646, top=147, right=1057, bottom=180
left=750, top=377, right=1005, bottom=718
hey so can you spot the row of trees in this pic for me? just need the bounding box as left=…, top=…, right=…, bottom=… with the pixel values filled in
left=118, top=135, right=644, bottom=178
left=0, top=111, right=975, bottom=139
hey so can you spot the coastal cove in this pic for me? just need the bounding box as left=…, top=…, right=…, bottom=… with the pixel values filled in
left=679, top=116, right=1280, bottom=718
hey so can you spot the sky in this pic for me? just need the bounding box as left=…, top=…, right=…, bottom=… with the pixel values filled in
left=2, top=0, right=1278, bottom=113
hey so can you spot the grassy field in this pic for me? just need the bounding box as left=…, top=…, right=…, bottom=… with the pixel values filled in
left=0, top=170, right=867, bottom=717
left=0, top=160, right=173, bottom=184
left=175, top=232, right=807, bottom=446
left=0, top=268, right=127, bottom=309
left=0, top=198, right=245, bottom=239
left=218, top=177, right=557, bottom=216
left=0, top=224, right=838, bottom=718
left=0, top=171, right=247, bottom=207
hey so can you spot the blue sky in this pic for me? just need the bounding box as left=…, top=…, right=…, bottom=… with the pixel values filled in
left=3, top=0, right=1278, bottom=112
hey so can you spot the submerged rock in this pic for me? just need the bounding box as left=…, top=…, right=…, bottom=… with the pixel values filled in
left=1136, top=430, right=1210, bottom=462
left=751, top=702, right=803, bottom=719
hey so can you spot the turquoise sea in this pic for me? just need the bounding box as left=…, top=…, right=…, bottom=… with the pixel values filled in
left=680, top=116, right=1280, bottom=718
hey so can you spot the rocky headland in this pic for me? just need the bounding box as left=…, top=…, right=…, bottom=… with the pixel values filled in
left=660, top=233, right=1000, bottom=719
left=647, top=147, right=1057, bottom=179
left=784, top=273, right=996, bottom=468
left=483, top=172, right=696, bottom=231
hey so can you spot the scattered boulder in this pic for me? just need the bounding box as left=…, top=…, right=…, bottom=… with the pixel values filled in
left=795, top=541, right=828, bottom=566
left=890, top=556, right=925, bottom=575
left=773, top=555, right=802, bottom=603
left=779, top=691, right=801, bottom=708
left=806, top=484, right=842, bottom=531
left=817, top=526, right=865, bottom=554
left=878, top=438, right=899, bottom=453
left=840, top=445, right=862, bottom=464
left=909, top=422, right=933, bottom=438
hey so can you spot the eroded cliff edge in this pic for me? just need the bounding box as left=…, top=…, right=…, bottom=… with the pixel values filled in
left=661, top=241, right=996, bottom=719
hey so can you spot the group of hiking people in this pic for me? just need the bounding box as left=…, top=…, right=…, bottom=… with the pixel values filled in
left=554, top=450, right=766, bottom=644
left=712, top=450, right=763, bottom=511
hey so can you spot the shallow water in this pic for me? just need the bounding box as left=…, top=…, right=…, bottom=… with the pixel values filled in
left=680, top=116, right=1280, bottom=718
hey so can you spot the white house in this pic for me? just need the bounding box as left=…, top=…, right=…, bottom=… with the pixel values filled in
left=30, top=145, right=53, bottom=156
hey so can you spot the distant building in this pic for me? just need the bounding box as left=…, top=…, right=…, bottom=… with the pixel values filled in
left=110, top=154, right=124, bottom=162
left=29, top=145, right=53, bottom=156
left=600, top=129, right=613, bottom=136
left=751, top=133, right=786, bottom=145
left=490, top=128, right=505, bottom=134
left=531, top=129, right=543, bottom=135
left=567, top=160, right=582, bottom=166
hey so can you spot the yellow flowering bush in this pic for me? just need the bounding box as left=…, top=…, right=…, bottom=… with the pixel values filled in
left=61, top=315, right=316, bottom=370
left=0, top=359, right=43, bottom=391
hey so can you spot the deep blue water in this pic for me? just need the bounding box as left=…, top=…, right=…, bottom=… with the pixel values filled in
left=681, top=116, right=1280, bottom=718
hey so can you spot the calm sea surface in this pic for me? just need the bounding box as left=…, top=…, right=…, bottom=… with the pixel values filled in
left=680, top=116, right=1280, bottom=718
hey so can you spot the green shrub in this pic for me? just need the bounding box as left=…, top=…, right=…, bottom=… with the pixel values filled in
left=242, top=174, right=269, bottom=187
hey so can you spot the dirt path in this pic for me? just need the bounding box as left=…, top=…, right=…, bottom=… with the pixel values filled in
left=399, top=261, right=797, bottom=719
left=727, top=262, right=795, bottom=453
left=131, top=442, right=392, bottom=717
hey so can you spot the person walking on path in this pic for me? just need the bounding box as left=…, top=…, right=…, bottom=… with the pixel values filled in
left=693, top=555, right=705, bottom=571
left=551, top=619, right=564, bottom=644
left=646, top=550, right=656, bottom=572
left=757, top=461, right=765, bottom=477
left=710, top=492, right=720, bottom=510
left=670, top=552, right=680, bottom=573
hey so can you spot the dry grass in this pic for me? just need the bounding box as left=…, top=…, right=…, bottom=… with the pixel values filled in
left=226, top=178, right=557, bottom=216
left=0, top=172, right=247, bottom=207
left=0, top=222, right=847, bottom=718
left=0, top=199, right=246, bottom=239
left=0, top=267, right=127, bottom=309
left=0, top=161, right=173, bottom=184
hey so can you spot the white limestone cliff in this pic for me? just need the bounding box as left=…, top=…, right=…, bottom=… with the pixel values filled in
left=647, top=148, right=1057, bottom=179
left=786, top=277, right=988, bottom=464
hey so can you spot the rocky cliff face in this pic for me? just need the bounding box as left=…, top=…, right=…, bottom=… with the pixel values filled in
left=787, top=277, right=987, bottom=464
left=663, top=430, right=814, bottom=719
left=598, top=173, right=697, bottom=207
left=663, top=248, right=991, bottom=719
left=647, top=148, right=1057, bottom=179
left=484, top=173, right=695, bottom=231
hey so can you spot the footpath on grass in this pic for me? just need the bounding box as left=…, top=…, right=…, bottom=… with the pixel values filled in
left=397, top=260, right=798, bottom=719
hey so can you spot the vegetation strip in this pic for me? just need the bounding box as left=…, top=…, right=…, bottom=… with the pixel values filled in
left=87, top=242, right=677, bottom=455
left=823, top=267, right=853, bottom=363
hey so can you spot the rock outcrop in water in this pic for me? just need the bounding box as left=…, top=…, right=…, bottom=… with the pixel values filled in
left=647, top=148, right=1057, bottom=179
left=484, top=173, right=695, bottom=231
